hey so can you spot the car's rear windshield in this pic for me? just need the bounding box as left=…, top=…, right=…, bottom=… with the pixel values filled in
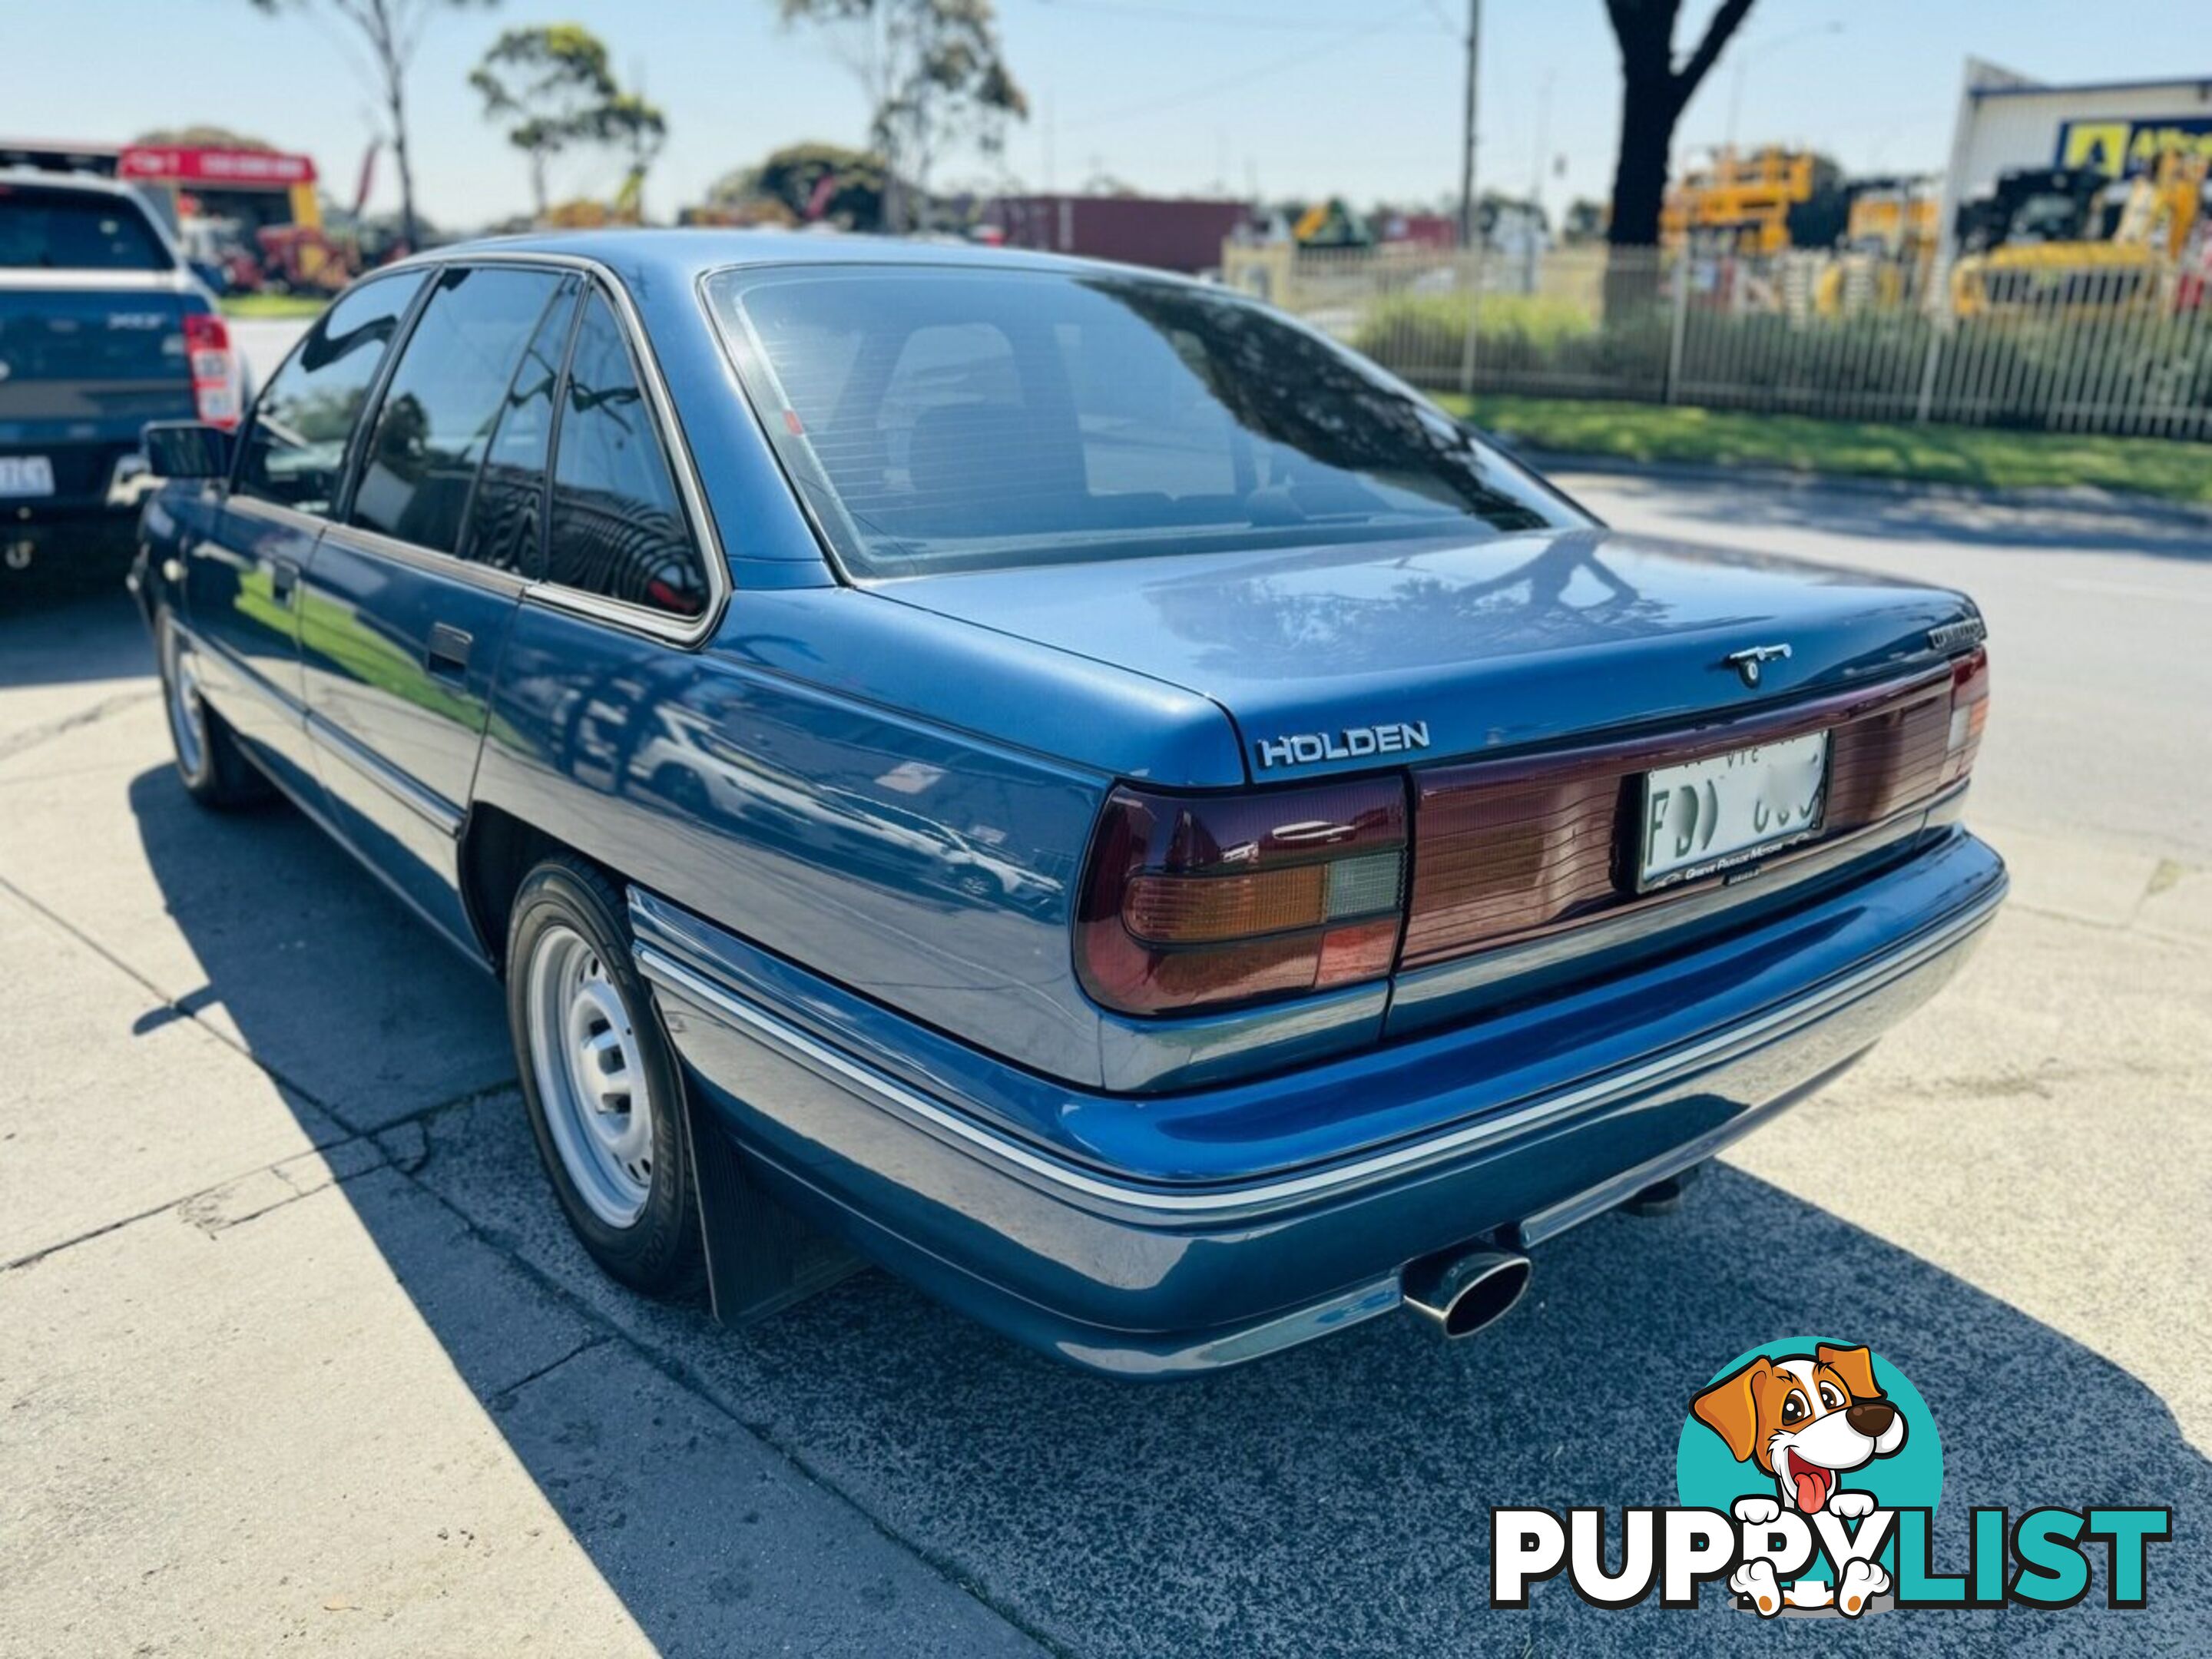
left=0, top=184, right=172, bottom=272
left=704, top=264, right=1581, bottom=578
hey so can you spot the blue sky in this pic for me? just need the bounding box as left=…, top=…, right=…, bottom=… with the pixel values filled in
left=11, top=1, right=2212, bottom=230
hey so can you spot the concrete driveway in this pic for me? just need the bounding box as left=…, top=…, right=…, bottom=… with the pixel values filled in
left=2, top=472, right=2207, bottom=1654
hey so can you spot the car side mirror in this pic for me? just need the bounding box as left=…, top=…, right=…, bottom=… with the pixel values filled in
left=189, top=259, right=231, bottom=296
left=143, top=420, right=234, bottom=481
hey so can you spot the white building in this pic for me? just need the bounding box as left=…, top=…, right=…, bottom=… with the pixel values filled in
left=1935, top=59, right=2212, bottom=257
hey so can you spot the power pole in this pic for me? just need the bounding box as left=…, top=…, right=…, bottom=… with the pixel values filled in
left=1457, top=0, right=1481, bottom=248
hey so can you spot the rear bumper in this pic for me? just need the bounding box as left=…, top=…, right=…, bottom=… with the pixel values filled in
left=2, top=445, right=154, bottom=567
left=637, top=828, right=2005, bottom=1376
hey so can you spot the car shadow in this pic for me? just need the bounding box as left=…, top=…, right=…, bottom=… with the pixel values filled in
left=0, top=585, right=151, bottom=690
left=1567, top=465, right=2212, bottom=562
left=129, top=760, right=2210, bottom=1656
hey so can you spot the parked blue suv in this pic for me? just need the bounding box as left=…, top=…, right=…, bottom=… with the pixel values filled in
left=134, top=233, right=2005, bottom=1376
left=2, top=168, right=240, bottom=580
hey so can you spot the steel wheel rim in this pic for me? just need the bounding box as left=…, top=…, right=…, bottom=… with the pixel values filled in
left=525, top=922, right=654, bottom=1227
left=162, top=619, right=206, bottom=779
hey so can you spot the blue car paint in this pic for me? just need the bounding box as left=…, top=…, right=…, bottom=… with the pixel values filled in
left=178, top=491, right=331, bottom=811
left=297, top=527, right=525, bottom=945
left=874, top=526, right=1975, bottom=782
left=137, top=230, right=2007, bottom=1375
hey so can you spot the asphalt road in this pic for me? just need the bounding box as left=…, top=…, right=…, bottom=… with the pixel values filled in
left=2, top=469, right=2207, bottom=1655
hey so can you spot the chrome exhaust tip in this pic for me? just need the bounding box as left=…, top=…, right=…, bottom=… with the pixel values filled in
left=1401, top=1247, right=1532, bottom=1339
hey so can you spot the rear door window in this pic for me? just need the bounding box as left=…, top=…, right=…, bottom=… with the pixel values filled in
left=236, top=271, right=423, bottom=515
left=545, top=292, right=708, bottom=618
left=0, top=184, right=171, bottom=271
left=348, top=265, right=567, bottom=556
left=458, top=276, right=578, bottom=577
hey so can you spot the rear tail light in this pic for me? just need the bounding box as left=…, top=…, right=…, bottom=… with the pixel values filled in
left=1075, top=778, right=1408, bottom=1016
left=1940, top=647, right=1989, bottom=786
left=1080, top=651, right=1992, bottom=1014
left=183, top=312, right=240, bottom=429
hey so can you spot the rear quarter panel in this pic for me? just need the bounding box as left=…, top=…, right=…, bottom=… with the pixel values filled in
left=474, top=584, right=1255, bottom=1087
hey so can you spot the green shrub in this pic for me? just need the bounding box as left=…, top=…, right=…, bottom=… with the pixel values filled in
left=1352, top=290, right=1670, bottom=392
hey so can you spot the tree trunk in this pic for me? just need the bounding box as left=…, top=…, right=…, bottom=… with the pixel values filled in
left=390, top=84, right=419, bottom=253
left=1599, top=0, right=1759, bottom=318
left=364, top=0, right=419, bottom=254
left=1602, top=69, right=1677, bottom=323
left=1606, top=70, right=1677, bottom=249
left=880, top=142, right=905, bottom=235
left=530, top=150, right=548, bottom=221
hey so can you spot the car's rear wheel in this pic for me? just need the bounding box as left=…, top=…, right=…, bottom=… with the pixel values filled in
left=508, top=856, right=703, bottom=1297
left=158, top=610, right=270, bottom=809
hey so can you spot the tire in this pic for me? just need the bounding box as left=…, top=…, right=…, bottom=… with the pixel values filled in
left=157, top=609, right=271, bottom=810
left=507, top=856, right=704, bottom=1298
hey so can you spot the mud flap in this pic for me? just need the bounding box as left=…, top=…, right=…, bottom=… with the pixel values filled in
left=680, top=1083, right=866, bottom=1326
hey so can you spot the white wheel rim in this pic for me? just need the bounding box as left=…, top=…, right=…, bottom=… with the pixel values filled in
left=525, top=922, right=654, bottom=1227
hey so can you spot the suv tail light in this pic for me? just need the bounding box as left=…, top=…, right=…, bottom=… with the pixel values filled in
left=183, top=312, right=240, bottom=429
left=1075, top=778, right=1408, bottom=1016
left=1940, top=647, right=1989, bottom=786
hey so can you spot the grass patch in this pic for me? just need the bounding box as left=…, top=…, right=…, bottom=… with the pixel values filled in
left=1355, top=291, right=1596, bottom=361
left=217, top=292, right=329, bottom=320
left=1438, top=392, right=2212, bottom=507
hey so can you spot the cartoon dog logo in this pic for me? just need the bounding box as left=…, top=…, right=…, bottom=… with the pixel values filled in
left=1691, top=1343, right=1908, bottom=1616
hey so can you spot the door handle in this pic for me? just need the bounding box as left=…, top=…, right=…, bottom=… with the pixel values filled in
left=426, top=622, right=473, bottom=682
left=270, top=556, right=300, bottom=607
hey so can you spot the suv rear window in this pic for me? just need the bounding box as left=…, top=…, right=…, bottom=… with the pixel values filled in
left=0, top=184, right=171, bottom=271
left=705, top=265, right=1578, bottom=578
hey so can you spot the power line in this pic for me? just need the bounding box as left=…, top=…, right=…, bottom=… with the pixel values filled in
left=1059, top=0, right=1432, bottom=131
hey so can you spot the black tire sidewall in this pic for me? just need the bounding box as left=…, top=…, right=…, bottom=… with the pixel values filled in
left=158, top=609, right=270, bottom=809
left=506, top=859, right=700, bottom=1296
left=157, top=611, right=219, bottom=800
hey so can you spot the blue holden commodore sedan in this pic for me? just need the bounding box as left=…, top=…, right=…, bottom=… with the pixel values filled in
left=132, top=233, right=2004, bottom=1376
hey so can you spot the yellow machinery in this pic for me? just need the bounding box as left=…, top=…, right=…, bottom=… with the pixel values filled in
left=1843, top=178, right=1941, bottom=260
left=1810, top=178, right=1942, bottom=316
left=1661, top=148, right=1822, bottom=256
left=1291, top=197, right=1369, bottom=249
left=1950, top=152, right=2207, bottom=316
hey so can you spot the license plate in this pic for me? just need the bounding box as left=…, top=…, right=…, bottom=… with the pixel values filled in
left=1637, top=730, right=1830, bottom=889
left=0, top=455, right=55, bottom=498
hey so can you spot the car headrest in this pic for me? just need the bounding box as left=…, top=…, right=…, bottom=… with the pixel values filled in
left=901, top=400, right=1086, bottom=535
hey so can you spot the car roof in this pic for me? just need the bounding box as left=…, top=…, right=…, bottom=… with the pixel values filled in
left=399, top=227, right=1208, bottom=293
left=0, top=166, right=148, bottom=198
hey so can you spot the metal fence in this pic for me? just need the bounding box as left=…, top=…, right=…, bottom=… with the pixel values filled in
left=1226, top=243, right=2212, bottom=442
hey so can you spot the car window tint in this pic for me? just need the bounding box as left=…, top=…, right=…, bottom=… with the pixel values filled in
left=546, top=293, right=707, bottom=618
left=710, top=267, right=1578, bottom=577
left=349, top=266, right=566, bottom=555
left=237, top=272, right=423, bottom=515
left=1051, top=319, right=1243, bottom=499
left=0, top=185, right=171, bottom=271
left=458, top=277, right=577, bottom=577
